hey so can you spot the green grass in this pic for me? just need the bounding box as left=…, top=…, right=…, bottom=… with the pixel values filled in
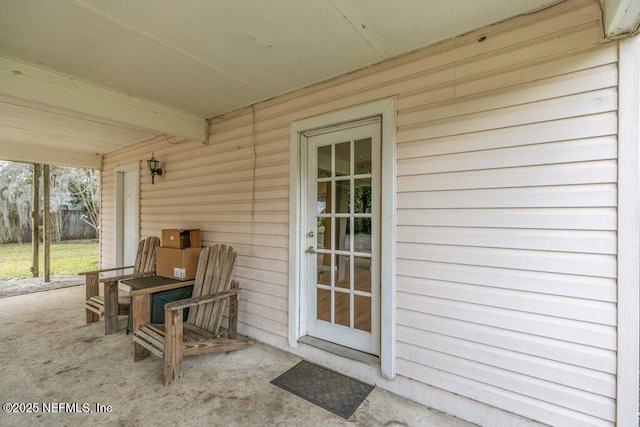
left=0, top=240, right=99, bottom=280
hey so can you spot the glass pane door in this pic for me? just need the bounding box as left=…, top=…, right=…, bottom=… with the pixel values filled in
left=305, top=119, right=380, bottom=355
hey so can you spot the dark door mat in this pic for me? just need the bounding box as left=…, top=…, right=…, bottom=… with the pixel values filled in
left=271, top=360, right=374, bottom=419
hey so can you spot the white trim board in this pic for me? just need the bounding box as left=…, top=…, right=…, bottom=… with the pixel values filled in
left=0, top=140, right=102, bottom=169
left=0, top=57, right=208, bottom=142
left=616, top=36, right=640, bottom=426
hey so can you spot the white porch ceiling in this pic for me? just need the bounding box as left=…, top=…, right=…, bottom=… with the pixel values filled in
left=0, top=0, right=637, bottom=168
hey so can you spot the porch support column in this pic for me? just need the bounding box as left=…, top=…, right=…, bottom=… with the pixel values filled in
left=43, top=164, right=50, bottom=283
left=31, top=164, right=40, bottom=278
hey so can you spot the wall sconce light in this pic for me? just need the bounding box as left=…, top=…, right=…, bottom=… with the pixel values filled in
left=147, top=153, right=163, bottom=184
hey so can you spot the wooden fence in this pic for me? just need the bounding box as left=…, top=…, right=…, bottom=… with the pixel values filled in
left=14, top=210, right=97, bottom=243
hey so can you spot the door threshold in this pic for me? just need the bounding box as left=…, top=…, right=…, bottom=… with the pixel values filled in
left=298, top=336, right=379, bottom=367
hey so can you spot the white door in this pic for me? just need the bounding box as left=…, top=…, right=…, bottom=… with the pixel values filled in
left=304, top=119, right=381, bottom=355
left=122, top=170, right=138, bottom=265
left=115, top=163, right=139, bottom=267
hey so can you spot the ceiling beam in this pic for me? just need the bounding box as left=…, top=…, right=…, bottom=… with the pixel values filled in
left=0, top=56, right=208, bottom=142
left=603, top=0, right=640, bottom=38
left=0, top=140, right=102, bottom=169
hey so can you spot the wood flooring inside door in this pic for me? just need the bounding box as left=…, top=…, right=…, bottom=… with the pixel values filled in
left=316, top=268, right=372, bottom=332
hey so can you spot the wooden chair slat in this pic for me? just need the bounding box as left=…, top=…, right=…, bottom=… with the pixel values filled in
left=139, top=324, right=166, bottom=348
left=187, top=247, right=207, bottom=326
left=200, top=245, right=235, bottom=333
left=139, top=236, right=160, bottom=274
left=133, top=241, right=144, bottom=275
left=132, top=333, right=164, bottom=358
left=85, top=296, right=105, bottom=315
left=182, top=323, right=216, bottom=341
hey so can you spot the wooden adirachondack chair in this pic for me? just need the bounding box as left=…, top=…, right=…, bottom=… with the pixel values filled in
left=80, top=236, right=160, bottom=334
left=132, top=244, right=253, bottom=385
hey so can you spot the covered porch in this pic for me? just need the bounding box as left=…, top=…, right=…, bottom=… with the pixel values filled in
left=0, top=285, right=472, bottom=426
left=2, top=0, right=640, bottom=425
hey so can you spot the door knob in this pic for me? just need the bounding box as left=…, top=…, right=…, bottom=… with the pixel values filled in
left=305, top=246, right=316, bottom=254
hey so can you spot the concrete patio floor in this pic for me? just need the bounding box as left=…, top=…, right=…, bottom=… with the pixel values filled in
left=0, top=285, right=476, bottom=427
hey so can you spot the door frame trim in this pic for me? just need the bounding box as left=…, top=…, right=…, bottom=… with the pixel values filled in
left=114, top=161, right=140, bottom=267
left=616, top=36, right=640, bottom=425
left=288, top=98, right=396, bottom=379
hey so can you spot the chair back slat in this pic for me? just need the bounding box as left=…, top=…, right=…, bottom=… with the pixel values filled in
left=132, top=241, right=144, bottom=274
left=187, top=244, right=237, bottom=335
left=133, top=236, right=160, bottom=274
left=198, top=246, right=220, bottom=327
left=206, top=246, right=237, bottom=332
left=190, top=246, right=213, bottom=327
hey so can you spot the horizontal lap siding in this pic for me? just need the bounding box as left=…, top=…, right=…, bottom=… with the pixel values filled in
left=100, top=0, right=617, bottom=424
left=395, top=1, right=617, bottom=424
left=102, top=127, right=291, bottom=340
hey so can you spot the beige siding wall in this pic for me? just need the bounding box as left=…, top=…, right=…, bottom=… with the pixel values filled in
left=101, top=0, right=617, bottom=424
left=394, top=3, right=617, bottom=423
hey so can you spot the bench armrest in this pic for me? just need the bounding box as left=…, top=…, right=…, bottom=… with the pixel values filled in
left=99, top=270, right=155, bottom=283
left=79, top=265, right=134, bottom=276
left=164, top=288, right=240, bottom=312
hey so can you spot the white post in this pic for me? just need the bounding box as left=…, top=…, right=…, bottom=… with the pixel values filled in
left=616, top=35, right=640, bottom=426
left=43, top=164, right=50, bottom=283
left=31, top=164, right=40, bottom=277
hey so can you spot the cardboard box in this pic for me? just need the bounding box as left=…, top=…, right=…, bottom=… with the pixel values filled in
left=156, top=247, right=203, bottom=280
left=162, top=229, right=201, bottom=249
